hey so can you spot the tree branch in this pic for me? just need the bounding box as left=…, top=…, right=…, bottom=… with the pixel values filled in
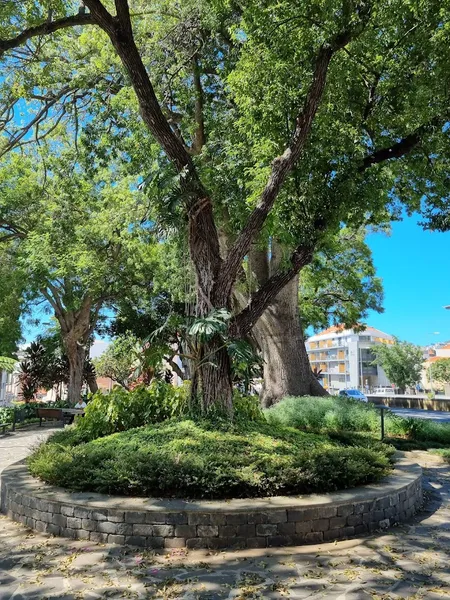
left=0, top=13, right=96, bottom=57
left=358, top=121, right=439, bottom=172
left=191, top=54, right=206, bottom=155
left=217, top=11, right=372, bottom=302
left=230, top=245, right=314, bottom=336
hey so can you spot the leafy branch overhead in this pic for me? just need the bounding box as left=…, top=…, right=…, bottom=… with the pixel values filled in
left=1, top=0, right=450, bottom=408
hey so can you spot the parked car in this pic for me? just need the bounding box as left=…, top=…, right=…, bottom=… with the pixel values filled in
left=372, top=386, right=396, bottom=396
left=338, top=389, right=368, bottom=402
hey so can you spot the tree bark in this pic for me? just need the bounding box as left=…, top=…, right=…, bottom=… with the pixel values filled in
left=249, top=243, right=328, bottom=406
left=192, top=337, right=233, bottom=412
left=86, top=375, right=98, bottom=394
left=253, top=275, right=328, bottom=407
left=66, top=341, right=86, bottom=405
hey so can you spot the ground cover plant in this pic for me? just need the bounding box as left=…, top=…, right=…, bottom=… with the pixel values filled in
left=28, top=417, right=393, bottom=499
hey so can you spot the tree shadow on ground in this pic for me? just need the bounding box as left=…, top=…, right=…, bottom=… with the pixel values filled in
left=0, top=450, right=448, bottom=599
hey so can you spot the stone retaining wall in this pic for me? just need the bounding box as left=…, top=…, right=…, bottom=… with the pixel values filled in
left=1, top=457, right=422, bottom=549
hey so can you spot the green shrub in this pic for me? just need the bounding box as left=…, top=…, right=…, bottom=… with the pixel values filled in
left=265, top=396, right=380, bottom=433
left=0, top=401, right=44, bottom=427
left=77, top=381, right=189, bottom=439
left=28, top=419, right=392, bottom=499
left=327, top=431, right=396, bottom=462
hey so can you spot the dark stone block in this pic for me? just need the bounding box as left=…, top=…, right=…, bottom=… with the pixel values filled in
left=188, top=513, right=211, bottom=526
left=226, top=513, right=248, bottom=526
left=337, top=505, right=354, bottom=517
left=125, top=511, right=147, bottom=524
left=278, top=522, right=296, bottom=536
left=247, top=512, right=268, bottom=524
left=165, top=513, right=187, bottom=525
left=347, top=514, right=363, bottom=526
left=219, top=525, right=237, bottom=537
left=312, top=519, right=330, bottom=532
left=256, top=523, right=277, bottom=536
left=175, top=525, right=197, bottom=538
left=329, top=517, right=347, bottom=529
left=246, top=537, right=267, bottom=548
left=236, top=524, right=256, bottom=538
left=125, top=535, right=148, bottom=547
left=268, top=535, right=291, bottom=547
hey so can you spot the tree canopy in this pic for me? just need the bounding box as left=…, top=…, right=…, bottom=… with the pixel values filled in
left=372, top=339, right=424, bottom=392
left=1, top=0, right=450, bottom=408
left=430, top=358, right=450, bottom=385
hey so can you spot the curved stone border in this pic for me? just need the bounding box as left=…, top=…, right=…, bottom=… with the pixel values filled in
left=1, top=456, right=422, bottom=549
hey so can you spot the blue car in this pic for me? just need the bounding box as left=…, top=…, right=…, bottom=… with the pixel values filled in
left=339, top=389, right=368, bottom=402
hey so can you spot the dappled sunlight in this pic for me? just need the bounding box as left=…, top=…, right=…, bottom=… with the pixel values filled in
left=0, top=428, right=449, bottom=599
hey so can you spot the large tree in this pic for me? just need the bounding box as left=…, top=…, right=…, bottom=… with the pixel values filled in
left=0, top=144, right=156, bottom=403
left=1, top=0, right=450, bottom=411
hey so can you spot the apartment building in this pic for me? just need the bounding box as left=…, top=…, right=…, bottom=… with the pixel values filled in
left=306, top=325, right=394, bottom=393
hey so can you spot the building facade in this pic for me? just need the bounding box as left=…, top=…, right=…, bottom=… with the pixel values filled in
left=306, top=326, right=394, bottom=393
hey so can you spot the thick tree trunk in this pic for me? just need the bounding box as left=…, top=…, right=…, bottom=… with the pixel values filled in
left=253, top=275, right=328, bottom=407
left=87, top=376, right=98, bottom=395
left=246, top=243, right=327, bottom=406
left=192, top=337, right=233, bottom=412
left=66, top=342, right=86, bottom=405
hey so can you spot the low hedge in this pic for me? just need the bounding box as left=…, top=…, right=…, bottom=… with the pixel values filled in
left=28, top=419, right=393, bottom=499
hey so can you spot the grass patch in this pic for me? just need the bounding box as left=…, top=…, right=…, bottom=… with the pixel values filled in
left=264, top=396, right=380, bottom=433
left=28, top=419, right=393, bottom=499
left=265, top=396, right=450, bottom=447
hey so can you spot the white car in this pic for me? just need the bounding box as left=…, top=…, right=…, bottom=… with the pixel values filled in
left=338, top=389, right=368, bottom=402
left=372, top=387, right=396, bottom=396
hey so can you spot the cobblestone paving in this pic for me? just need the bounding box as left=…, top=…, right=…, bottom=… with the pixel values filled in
left=0, top=429, right=449, bottom=599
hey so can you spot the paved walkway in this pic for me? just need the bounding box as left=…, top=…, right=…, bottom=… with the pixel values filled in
left=0, top=428, right=449, bottom=599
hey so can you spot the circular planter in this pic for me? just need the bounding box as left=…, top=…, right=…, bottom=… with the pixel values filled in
left=0, top=455, right=422, bottom=549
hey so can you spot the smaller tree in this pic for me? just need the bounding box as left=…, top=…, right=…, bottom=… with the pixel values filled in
left=372, top=339, right=424, bottom=394
left=430, top=359, right=450, bottom=393
left=94, top=334, right=140, bottom=390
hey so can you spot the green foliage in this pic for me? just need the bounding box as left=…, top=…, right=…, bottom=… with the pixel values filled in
left=267, top=395, right=450, bottom=447
left=430, top=358, right=450, bottom=384
left=77, top=382, right=189, bottom=440
left=0, top=356, right=15, bottom=373
left=0, top=401, right=44, bottom=427
left=28, top=419, right=391, bottom=499
left=371, top=339, right=424, bottom=392
left=93, top=333, right=140, bottom=389
left=386, top=415, right=450, bottom=445
left=300, top=228, right=384, bottom=331
left=0, top=247, right=24, bottom=356
left=265, top=396, right=380, bottom=433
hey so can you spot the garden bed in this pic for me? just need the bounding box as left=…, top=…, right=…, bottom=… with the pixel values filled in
left=27, top=419, right=394, bottom=500
left=2, top=454, right=422, bottom=549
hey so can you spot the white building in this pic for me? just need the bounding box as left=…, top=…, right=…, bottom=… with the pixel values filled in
left=0, top=369, right=19, bottom=405
left=306, top=325, right=394, bottom=394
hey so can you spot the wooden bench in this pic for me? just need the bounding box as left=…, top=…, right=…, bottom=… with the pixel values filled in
left=0, top=422, right=9, bottom=435
left=37, top=408, right=63, bottom=426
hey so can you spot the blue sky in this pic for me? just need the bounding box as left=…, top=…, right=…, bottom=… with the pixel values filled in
left=365, top=215, right=450, bottom=346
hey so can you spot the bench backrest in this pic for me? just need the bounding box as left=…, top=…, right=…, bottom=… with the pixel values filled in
left=37, top=408, right=63, bottom=420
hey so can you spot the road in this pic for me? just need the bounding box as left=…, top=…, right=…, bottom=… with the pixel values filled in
left=389, top=407, right=450, bottom=422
